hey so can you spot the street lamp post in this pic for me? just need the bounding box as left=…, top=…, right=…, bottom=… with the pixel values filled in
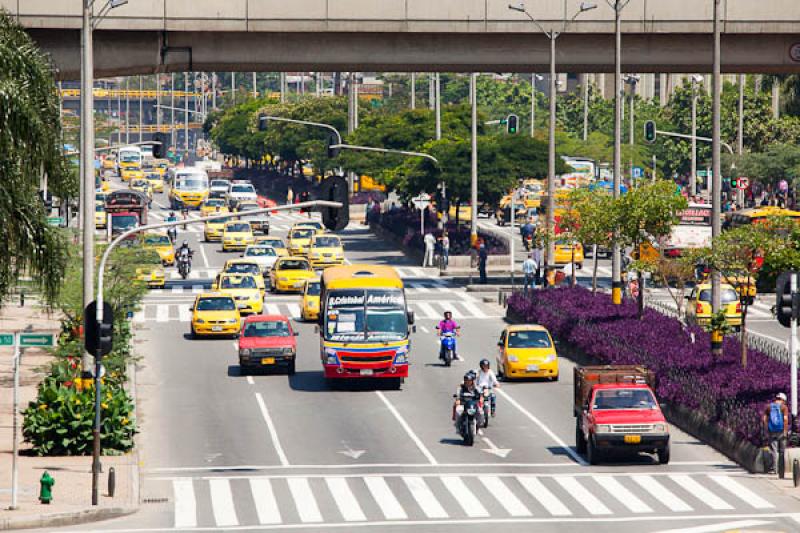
left=470, top=73, right=478, bottom=245
left=738, top=74, right=745, bottom=155
left=509, top=1, right=597, bottom=270
left=624, top=75, right=639, bottom=182
left=531, top=73, right=543, bottom=137
left=711, top=0, right=723, bottom=355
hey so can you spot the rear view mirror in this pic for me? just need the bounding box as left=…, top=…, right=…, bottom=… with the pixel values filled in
left=407, top=311, right=415, bottom=325
left=412, top=325, right=417, bottom=333
left=497, top=341, right=503, bottom=346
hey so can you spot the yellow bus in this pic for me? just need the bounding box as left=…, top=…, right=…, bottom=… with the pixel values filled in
left=728, top=206, right=800, bottom=228
left=319, top=265, right=413, bottom=386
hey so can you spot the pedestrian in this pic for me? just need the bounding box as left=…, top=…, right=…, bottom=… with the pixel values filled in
left=441, top=231, right=450, bottom=269
left=522, top=253, right=537, bottom=293
left=286, top=187, right=294, bottom=205
left=531, top=244, right=543, bottom=287
left=478, top=242, right=488, bottom=284
left=763, top=392, right=790, bottom=474
left=423, top=232, right=436, bottom=267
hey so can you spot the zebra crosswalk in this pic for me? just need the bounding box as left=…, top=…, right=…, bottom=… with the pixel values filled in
left=163, top=472, right=775, bottom=528
left=162, top=267, right=442, bottom=281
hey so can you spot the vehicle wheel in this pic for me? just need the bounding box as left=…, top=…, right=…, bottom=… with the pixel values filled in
left=748, top=296, right=755, bottom=306
left=464, top=420, right=475, bottom=446
left=189, top=326, right=196, bottom=339
left=483, top=405, right=490, bottom=428
left=587, top=436, right=601, bottom=465
left=444, top=350, right=452, bottom=367
left=287, top=359, right=296, bottom=376
left=575, top=422, right=587, bottom=454
left=551, top=374, right=559, bottom=382
left=657, top=444, right=671, bottom=465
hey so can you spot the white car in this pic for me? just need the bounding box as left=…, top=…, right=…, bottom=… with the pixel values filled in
left=210, top=179, right=229, bottom=196
left=227, top=182, right=258, bottom=207
left=241, top=245, right=279, bottom=273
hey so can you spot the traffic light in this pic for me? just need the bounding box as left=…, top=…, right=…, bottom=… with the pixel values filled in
left=152, top=133, right=168, bottom=159
left=644, top=121, right=656, bottom=144
left=506, top=114, right=519, bottom=134
left=319, top=175, right=350, bottom=231
left=84, top=301, right=114, bottom=357
left=326, top=133, right=341, bottom=159
left=730, top=177, right=738, bottom=189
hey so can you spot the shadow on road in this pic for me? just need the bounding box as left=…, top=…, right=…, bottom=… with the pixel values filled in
left=288, top=371, right=403, bottom=392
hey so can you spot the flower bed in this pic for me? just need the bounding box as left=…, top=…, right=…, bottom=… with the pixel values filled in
left=507, top=287, right=796, bottom=448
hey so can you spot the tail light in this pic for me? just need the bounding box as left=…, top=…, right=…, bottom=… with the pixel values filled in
left=696, top=303, right=704, bottom=314
left=736, top=302, right=742, bottom=313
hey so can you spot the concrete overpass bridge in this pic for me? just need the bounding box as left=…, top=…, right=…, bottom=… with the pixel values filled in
left=5, top=0, right=800, bottom=79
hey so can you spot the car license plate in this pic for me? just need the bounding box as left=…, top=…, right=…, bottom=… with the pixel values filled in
left=624, top=435, right=641, bottom=444
left=294, top=282, right=304, bottom=288
left=211, top=326, right=223, bottom=332
left=261, top=357, right=275, bottom=365
left=526, top=365, right=539, bottom=372
left=360, top=369, right=374, bottom=376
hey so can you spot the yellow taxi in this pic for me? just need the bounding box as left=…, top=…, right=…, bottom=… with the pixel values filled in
left=496, top=324, right=559, bottom=381
left=130, top=179, right=153, bottom=201
left=95, top=203, right=107, bottom=229
left=308, top=234, right=345, bottom=268
left=190, top=293, right=241, bottom=338
left=96, top=191, right=107, bottom=205
left=213, top=273, right=264, bottom=315
left=300, top=278, right=321, bottom=321
left=121, top=167, right=144, bottom=183
left=287, top=227, right=316, bottom=257
left=204, top=216, right=232, bottom=242
left=269, top=257, right=315, bottom=293
left=152, top=159, right=169, bottom=177
left=200, top=198, right=229, bottom=218
left=219, top=259, right=266, bottom=292
left=95, top=175, right=110, bottom=193
left=102, top=156, right=116, bottom=171
left=553, top=240, right=584, bottom=269
left=686, top=283, right=742, bottom=331
left=291, top=221, right=326, bottom=233
left=222, top=221, right=255, bottom=252
left=700, top=271, right=756, bottom=305
left=255, top=237, right=289, bottom=256
left=134, top=249, right=166, bottom=289
left=144, top=172, right=165, bottom=193
left=142, top=232, right=175, bottom=266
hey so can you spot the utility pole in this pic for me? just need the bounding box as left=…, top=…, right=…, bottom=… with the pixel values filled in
left=212, top=71, right=217, bottom=110
left=80, top=0, right=95, bottom=384
left=184, top=73, right=190, bottom=157
left=116, top=80, right=121, bottom=145
left=547, top=36, right=557, bottom=269
left=155, top=74, right=161, bottom=134
left=738, top=73, right=745, bottom=155
left=711, top=0, right=723, bottom=355
left=435, top=73, right=441, bottom=140
left=125, top=77, right=130, bottom=144
left=410, top=72, right=416, bottom=109
left=691, top=76, right=699, bottom=197
left=582, top=74, right=590, bottom=141
left=170, top=73, right=175, bottom=149
left=252, top=72, right=257, bottom=98
left=470, top=73, right=478, bottom=244
left=280, top=72, right=287, bottom=103
left=531, top=73, right=537, bottom=137
left=611, top=0, right=630, bottom=306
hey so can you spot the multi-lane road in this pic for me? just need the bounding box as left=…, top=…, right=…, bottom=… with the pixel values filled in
left=65, top=185, right=800, bottom=533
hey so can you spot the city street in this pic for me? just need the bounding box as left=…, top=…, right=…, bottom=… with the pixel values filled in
left=59, top=186, right=800, bottom=533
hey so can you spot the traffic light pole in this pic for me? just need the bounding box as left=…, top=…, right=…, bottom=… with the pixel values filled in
left=792, top=274, right=798, bottom=419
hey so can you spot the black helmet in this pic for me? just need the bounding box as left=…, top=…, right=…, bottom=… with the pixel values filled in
left=182, top=240, right=188, bottom=247
left=444, top=310, right=452, bottom=318
left=464, top=370, right=476, bottom=381
left=479, top=359, right=490, bottom=368
left=169, top=211, right=175, bottom=216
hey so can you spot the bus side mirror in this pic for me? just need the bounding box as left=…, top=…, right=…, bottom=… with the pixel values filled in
left=412, top=325, right=417, bottom=333
left=407, top=311, right=415, bottom=325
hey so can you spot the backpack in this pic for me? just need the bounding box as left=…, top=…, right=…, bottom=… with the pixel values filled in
left=768, top=402, right=784, bottom=433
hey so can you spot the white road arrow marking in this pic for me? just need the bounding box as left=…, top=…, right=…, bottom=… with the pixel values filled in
left=337, top=443, right=366, bottom=459
left=481, top=436, right=511, bottom=458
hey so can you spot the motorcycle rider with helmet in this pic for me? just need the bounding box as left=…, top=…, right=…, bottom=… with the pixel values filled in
left=166, top=211, right=178, bottom=243
left=176, top=240, right=194, bottom=276
left=435, top=311, right=462, bottom=361
left=452, top=370, right=484, bottom=432
left=476, top=359, right=499, bottom=417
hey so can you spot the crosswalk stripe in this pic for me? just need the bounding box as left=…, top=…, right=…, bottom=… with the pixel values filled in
left=156, top=305, right=169, bottom=323
left=517, top=476, right=572, bottom=516
left=287, top=304, right=301, bottom=318
left=248, top=479, right=281, bottom=524
left=414, top=302, right=438, bottom=319
left=458, top=301, right=488, bottom=319
left=632, top=475, right=693, bottom=512
left=402, top=476, right=448, bottom=519
left=441, top=476, right=489, bottom=518
left=208, top=478, right=239, bottom=526
left=287, top=478, right=323, bottom=523
left=594, top=475, right=652, bottom=513
left=192, top=285, right=204, bottom=293
left=172, top=286, right=182, bottom=294
left=326, top=477, right=367, bottom=522
left=364, top=476, right=407, bottom=520
left=555, top=477, right=611, bottom=515
left=479, top=476, right=531, bottom=517
left=265, top=304, right=281, bottom=315
left=708, top=475, right=775, bottom=509
left=178, top=305, right=191, bottom=323
left=172, top=478, right=197, bottom=528
left=670, top=474, right=733, bottom=510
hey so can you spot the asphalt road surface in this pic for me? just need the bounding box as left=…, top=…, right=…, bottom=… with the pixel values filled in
left=63, top=186, right=800, bottom=533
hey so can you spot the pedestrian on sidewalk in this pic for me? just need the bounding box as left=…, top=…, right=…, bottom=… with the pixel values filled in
left=440, top=231, right=450, bottom=269
left=522, top=253, right=537, bottom=292
left=531, top=245, right=543, bottom=287
left=423, top=232, right=436, bottom=267
left=763, top=392, right=790, bottom=474
left=478, top=242, right=488, bottom=284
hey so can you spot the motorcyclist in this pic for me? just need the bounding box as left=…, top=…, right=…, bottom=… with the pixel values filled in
left=177, top=240, right=193, bottom=274
left=436, top=311, right=462, bottom=361
left=452, top=370, right=484, bottom=431
left=476, top=359, right=499, bottom=416
left=165, top=211, right=178, bottom=223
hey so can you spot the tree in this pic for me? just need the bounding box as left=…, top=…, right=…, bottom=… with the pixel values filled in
left=565, top=188, right=615, bottom=292
left=0, top=13, right=73, bottom=304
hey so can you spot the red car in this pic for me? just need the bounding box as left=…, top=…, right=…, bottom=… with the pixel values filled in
left=238, top=315, right=298, bottom=375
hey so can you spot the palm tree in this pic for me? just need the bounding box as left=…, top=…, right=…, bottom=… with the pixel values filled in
left=0, top=11, right=73, bottom=303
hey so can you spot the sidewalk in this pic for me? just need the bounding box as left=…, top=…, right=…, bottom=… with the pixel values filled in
left=0, top=303, right=138, bottom=530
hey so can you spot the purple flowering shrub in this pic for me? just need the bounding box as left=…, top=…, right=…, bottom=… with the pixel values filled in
left=508, top=287, right=796, bottom=447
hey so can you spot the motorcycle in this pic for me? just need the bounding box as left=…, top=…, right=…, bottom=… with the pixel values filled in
left=454, top=391, right=481, bottom=446
left=177, top=251, right=192, bottom=280
left=439, top=331, right=457, bottom=367
left=481, top=387, right=496, bottom=428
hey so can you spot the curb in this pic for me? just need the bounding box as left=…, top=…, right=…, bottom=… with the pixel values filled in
left=0, top=506, right=137, bottom=531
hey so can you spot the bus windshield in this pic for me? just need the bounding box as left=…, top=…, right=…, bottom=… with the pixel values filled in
left=119, top=151, right=141, bottom=163
left=176, top=178, right=207, bottom=191
left=324, top=289, right=407, bottom=342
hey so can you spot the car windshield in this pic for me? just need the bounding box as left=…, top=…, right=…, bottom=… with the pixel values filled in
left=196, top=297, right=236, bottom=311
left=220, top=276, right=258, bottom=289
left=278, top=259, right=310, bottom=271
left=208, top=216, right=232, bottom=225
left=305, top=282, right=321, bottom=295
left=211, top=180, right=228, bottom=189
left=261, top=239, right=285, bottom=248
left=119, top=152, right=140, bottom=163
left=699, top=289, right=738, bottom=304
left=238, top=203, right=258, bottom=212
left=95, top=204, right=105, bottom=212
left=145, top=173, right=161, bottom=180
left=226, top=263, right=260, bottom=275
left=232, top=185, right=255, bottom=193
left=144, top=235, right=171, bottom=246
left=225, top=223, right=251, bottom=233
left=132, top=180, right=148, bottom=188
left=291, top=229, right=313, bottom=239
left=205, top=199, right=225, bottom=207
left=244, top=321, right=291, bottom=337
left=245, top=247, right=276, bottom=257
left=593, top=389, right=657, bottom=410
left=324, top=289, right=407, bottom=342
left=314, top=236, right=341, bottom=248
left=507, top=330, right=552, bottom=348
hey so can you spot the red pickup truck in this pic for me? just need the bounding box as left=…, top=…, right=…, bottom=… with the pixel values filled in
left=574, top=365, right=670, bottom=465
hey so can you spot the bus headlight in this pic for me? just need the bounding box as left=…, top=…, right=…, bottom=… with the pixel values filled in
left=394, top=348, right=409, bottom=364
left=325, top=349, right=339, bottom=366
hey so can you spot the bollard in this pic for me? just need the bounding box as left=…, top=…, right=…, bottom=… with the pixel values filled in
left=39, top=471, right=54, bottom=504
left=794, top=459, right=799, bottom=487
left=108, top=467, right=116, bottom=498
left=19, top=290, right=24, bottom=308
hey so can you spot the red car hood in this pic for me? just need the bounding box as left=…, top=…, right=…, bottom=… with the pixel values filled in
left=239, top=336, right=295, bottom=350
left=592, top=409, right=666, bottom=424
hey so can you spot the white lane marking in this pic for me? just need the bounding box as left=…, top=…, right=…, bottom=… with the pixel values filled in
left=593, top=475, right=652, bottom=513
left=420, top=326, right=430, bottom=334
left=208, top=478, right=239, bottom=526
left=708, top=475, right=775, bottom=509
left=375, top=391, right=437, bottom=465
left=652, top=519, right=775, bottom=533
left=287, top=304, right=301, bottom=318
left=192, top=284, right=204, bottom=293
left=178, top=305, right=191, bottom=323
left=364, top=476, right=407, bottom=520
left=265, top=304, right=281, bottom=315
left=172, top=286, right=183, bottom=294
left=517, top=476, right=572, bottom=516
left=249, top=478, right=281, bottom=524
left=458, top=301, right=488, bottom=319
left=402, top=476, right=448, bottom=519
left=554, top=477, right=611, bottom=515
left=199, top=241, right=210, bottom=268
left=414, top=302, right=438, bottom=319
left=172, top=478, right=197, bottom=528
left=496, top=388, right=587, bottom=466
left=133, top=309, right=146, bottom=323
left=246, top=375, right=255, bottom=385
left=670, top=474, right=733, bottom=510
left=189, top=269, right=200, bottom=279
left=255, top=392, right=289, bottom=466
left=156, top=305, right=169, bottom=323
left=441, top=476, right=489, bottom=518
left=326, top=477, right=367, bottom=522
left=415, top=286, right=431, bottom=293
left=479, top=476, right=531, bottom=517
left=631, top=475, right=692, bottom=512
left=287, top=478, right=323, bottom=523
